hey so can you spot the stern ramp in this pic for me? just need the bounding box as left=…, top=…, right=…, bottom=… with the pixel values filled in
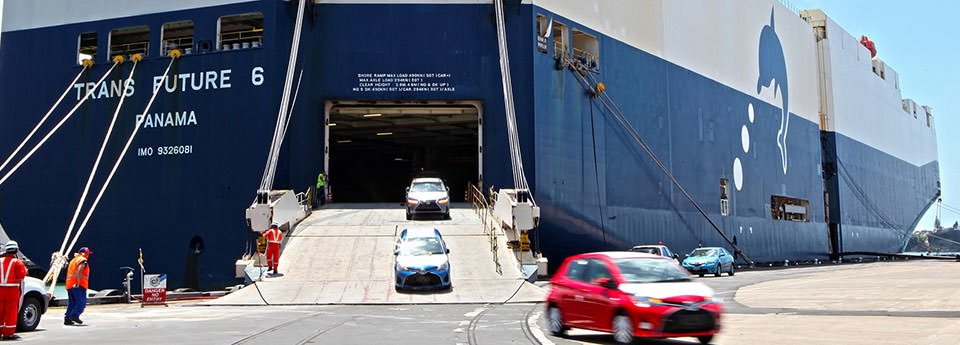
left=210, top=204, right=543, bottom=305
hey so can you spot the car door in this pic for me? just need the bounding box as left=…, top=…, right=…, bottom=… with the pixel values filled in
left=581, top=258, right=618, bottom=330
left=556, top=258, right=592, bottom=326
left=720, top=248, right=733, bottom=271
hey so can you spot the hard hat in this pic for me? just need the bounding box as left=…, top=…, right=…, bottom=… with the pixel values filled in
left=79, top=247, right=93, bottom=254
left=4, top=241, right=17, bottom=254
left=270, top=222, right=280, bottom=228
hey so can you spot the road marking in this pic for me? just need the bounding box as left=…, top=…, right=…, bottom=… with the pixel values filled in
left=526, top=309, right=555, bottom=345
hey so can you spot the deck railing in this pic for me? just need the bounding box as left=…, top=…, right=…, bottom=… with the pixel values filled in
left=468, top=183, right=502, bottom=275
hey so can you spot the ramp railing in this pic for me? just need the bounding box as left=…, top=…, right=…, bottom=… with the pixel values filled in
left=468, top=183, right=502, bottom=275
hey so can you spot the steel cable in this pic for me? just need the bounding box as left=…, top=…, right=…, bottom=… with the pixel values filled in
left=493, top=0, right=532, bottom=196
left=259, top=0, right=307, bottom=193
left=566, top=62, right=753, bottom=264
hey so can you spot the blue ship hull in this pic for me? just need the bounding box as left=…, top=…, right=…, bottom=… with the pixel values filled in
left=0, top=1, right=939, bottom=289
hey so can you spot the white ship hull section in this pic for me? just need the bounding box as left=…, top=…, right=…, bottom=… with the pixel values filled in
left=534, top=0, right=821, bottom=124
left=809, top=11, right=938, bottom=167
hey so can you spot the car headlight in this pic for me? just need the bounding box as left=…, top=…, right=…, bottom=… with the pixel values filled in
left=631, top=295, right=663, bottom=308
left=396, top=263, right=411, bottom=271
left=438, top=197, right=449, bottom=205
left=702, top=296, right=723, bottom=304
left=438, top=262, right=449, bottom=270
left=407, top=198, right=418, bottom=205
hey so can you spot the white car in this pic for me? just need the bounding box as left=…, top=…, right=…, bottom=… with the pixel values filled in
left=405, top=178, right=451, bottom=220
left=19, top=277, right=48, bottom=331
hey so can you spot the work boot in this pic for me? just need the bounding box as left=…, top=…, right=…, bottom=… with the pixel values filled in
left=71, top=317, right=83, bottom=325
left=63, top=318, right=74, bottom=326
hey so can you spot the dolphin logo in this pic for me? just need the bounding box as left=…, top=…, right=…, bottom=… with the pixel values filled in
left=757, top=8, right=789, bottom=174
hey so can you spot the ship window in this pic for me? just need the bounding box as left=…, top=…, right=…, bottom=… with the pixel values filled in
left=552, top=21, right=568, bottom=59
left=109, top=26, right=150, bottom=60
left=771, top=195, right=810, bottom=222
left=78, top=32, right=97, bottom=64
left=571, top=29, right=599, bottom=70
left=161, top=21, right=194, bottom=56
left=218, top=12, right=263, bottom=50
left=720, top=179, right=730, bottom=216
left=536, top=14, right=548, bottom=36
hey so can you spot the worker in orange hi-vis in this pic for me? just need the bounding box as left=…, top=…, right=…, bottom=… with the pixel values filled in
left=0, top=241, right=27, bottom=340
left=264, top=222, right=283, bottom=275
left=65, top=247, right=92, bottom=326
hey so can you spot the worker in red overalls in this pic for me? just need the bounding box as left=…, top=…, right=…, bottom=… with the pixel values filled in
left=264, top=222, right=283, bottom=275
left=0, top=241, right=27, bottom=340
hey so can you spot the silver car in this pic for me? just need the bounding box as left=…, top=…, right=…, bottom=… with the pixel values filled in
left=405, top=178, right=450, bottom=220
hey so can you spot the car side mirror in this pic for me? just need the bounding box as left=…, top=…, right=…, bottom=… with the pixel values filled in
left=446, top=248, right=450, bottom=254
left=406, top=187, right=410, bottom=192
left=592, top=277, right=618, bottom=290
left=720, top=252, right=726, bottom=257
left=446, top=187, right=450, bottom=192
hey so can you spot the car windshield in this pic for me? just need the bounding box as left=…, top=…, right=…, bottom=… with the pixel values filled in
left=631, top=247, right=659, bottom=255
left=410, top=182, right=445, bottom=193
left=615, top=258, right=691, bottom=283
left=398, top=237, right=444, bottom=256
left=689, top=249, right=717, bottom=257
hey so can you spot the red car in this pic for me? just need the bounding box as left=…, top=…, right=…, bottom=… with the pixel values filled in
left=546, top=252, right=722, bottom=344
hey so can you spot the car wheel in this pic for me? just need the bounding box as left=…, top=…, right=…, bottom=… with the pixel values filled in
left=612, top=314, right=634, bottom=344
left=714, top=267, right=721, bottom=277
left=17, top=296, right=41, bottom=332
left=698, top=334, right=714, bottom=344
left=698, top=273, right=704, bottom=278
left=444, top=211, right=451, bottom=220
left=547, top=306, right=567, bottom=336
left=728, top=264, right=735, bottom=276
left=406, top=213, right=413, bottom=220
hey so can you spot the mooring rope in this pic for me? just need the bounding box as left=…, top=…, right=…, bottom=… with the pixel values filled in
left=0, top=65, right=88, bottom=174
left=0, top=61, right=119, bottom=186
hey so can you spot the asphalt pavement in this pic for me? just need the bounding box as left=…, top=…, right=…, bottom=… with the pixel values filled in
left=16, top=260, right=960, bottom=345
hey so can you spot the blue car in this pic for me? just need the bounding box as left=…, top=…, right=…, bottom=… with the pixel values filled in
left=394, top=228, right=452, bottom=290
left=682, top=247, right=735, bottom=277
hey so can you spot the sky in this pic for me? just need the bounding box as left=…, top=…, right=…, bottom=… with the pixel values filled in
left=791, top=0, right=958, bottom=230
left=0, top=0, right=953, bottom=229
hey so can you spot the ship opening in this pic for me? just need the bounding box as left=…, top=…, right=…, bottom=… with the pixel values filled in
left=325, top=101, right=481, bottom=203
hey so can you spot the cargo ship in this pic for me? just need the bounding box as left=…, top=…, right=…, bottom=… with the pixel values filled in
left=0, top=0, right=939, bottom=290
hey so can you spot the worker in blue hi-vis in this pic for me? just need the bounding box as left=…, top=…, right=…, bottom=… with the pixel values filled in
left=316, top=170, right=327, bottom=206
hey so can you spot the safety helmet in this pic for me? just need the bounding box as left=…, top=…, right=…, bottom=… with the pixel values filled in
left=4, top=241, right=18, bottom=254
left=270, top=221, right=280, bottom=228
left=79, top=247, right=93, bottom=254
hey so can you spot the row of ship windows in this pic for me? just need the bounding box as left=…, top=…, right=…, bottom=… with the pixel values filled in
left=77, top=12, right=264, bottom=64
left=719, top=179, right=811, bottom=222
left=536, top=14, right=599, bottom=71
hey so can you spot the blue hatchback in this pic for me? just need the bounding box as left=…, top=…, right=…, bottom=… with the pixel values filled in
left=394, top=228, right=452, bottom=290
left=682, top=247, right=735, bottom=277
